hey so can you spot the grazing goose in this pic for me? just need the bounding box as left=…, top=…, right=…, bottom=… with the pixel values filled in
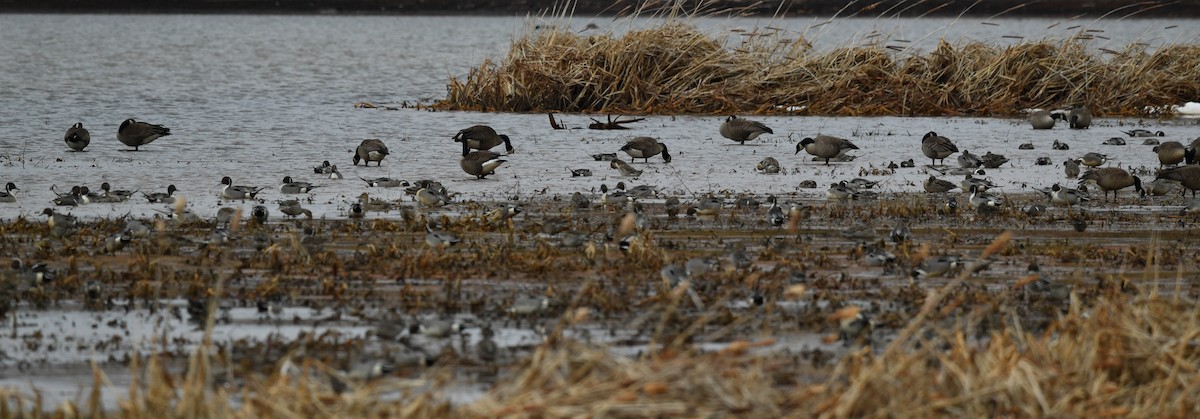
left=353, top=139, right=389, bottom=166
left=980, top=152, right=1009, bottom=169
left=1079, top=152, right=1107, bottom=167
left=1029, top=110, right=1055, bottom=129
left=64, top=122, right=90, bottom=151
left=924, top=176, right=958, bottom=193
left=1064, top=159, right=1081, bottom=178
left=957, top=149, right=983, bottom=168
left=142, top=185, right=178, bottom=204
left=1047, top=184, right=1090, bottom=207
left=313, top=160, right=334, bottom=174
left=921, top=131, right=959, bottom=166
left=795, top=135, right=859, bottom=165
left=280, top=176, right=320, bottom=194
left=1155, top=165, right=1200, bottom=197
left=610, top=159, right=643, bottom=178
left=620, top=137, right=671, bottom=163
left=453, top=125, right=514, bottom=154
left=719, top=115, right=773, bottom=144
left=1066, top=105, right=1091, bottom=129
left=220, top=176, right=265, bottom=200
left=117, top=118, right=170, bottom=151
left=756, top=157, right=781, bottom=174
left=1123, top=129, right=1164, bottom=137
left=1079, top=168, right=1143, bottom=200
left=460, top=142, right=506, bottom=179
left=0, top=182, right=18, bottom=203
left=1186, top=138, right=1200, bottom=164
left=1153, top=141, right=1186, bottom=167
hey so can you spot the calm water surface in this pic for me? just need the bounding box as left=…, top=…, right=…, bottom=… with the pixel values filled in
left=1, top=14, right=1198, bottom=221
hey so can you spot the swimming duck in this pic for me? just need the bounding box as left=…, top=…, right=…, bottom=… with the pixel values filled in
left=0, top=182, right=18, bottom=203
left=1079, top=168, right=1143, bottom=200
left=1153, top=141, right=1186, bottom=167
left=94, top=182, right=135, bottom=203
left=1028, top=110, right=1055, bottom=129
left=220, top=176, right=265, bottom=200
left=279, top=176, right=320, bottom=194
left=827, top=181, right=859, bottom=201
left=328, top=165, right=343, bottom=180
left=796, top=135, right=859, bottom=165
left=1102, top=137, right=1126, bottom=146
left=719, top=115, right=773, bottom=144
left=64, top=122, right=90, bottom=151
left=415, top=188, right=449, bottom=208
left=610, top=159, right=643, bottom=179
left=569, top=167, right=593, bottom=177
left=591, top=152, right=618, bottom=161
left=460, top=142, right=506, bottom=179
left=620, top=137, right=671, bottom=163
left=359, top=176, right=407, bottom=188
left=278, top=200, right=313, bottom=218
left=921, top=131, right=959, bottom=166
left=353, top=139, right=389, bottom=166
left=142, top=185, right=178, bottom=204
left=41, top=208, right=77, bottom=229
left=453, top=125, right=514, bottom=154
left=117, top=118, right=170, bottom=151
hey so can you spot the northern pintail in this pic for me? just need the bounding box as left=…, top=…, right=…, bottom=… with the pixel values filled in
left=961, top=174, right=996, bottom=193
left=921, top=131, right=959, bottom=166
left=460, top=142, right=506, bottom=179
left=1153, top=141, right=1186, bottom=167
left=250, top=205, right=269, bottom=224
left=610, top=159, right=643, bottom=178
left=980, top=152, right=1009, bottom=169
left=415, top=188, right=449, bottom=207
left=65, top=122, right=90, bottom=151
left=453, top=125, right=514, bottom=153
left=719, top=115, right=773, bottom=144
left=957, top=149, right=983, bottom=169
left=968, top=185, right=1002, bottom=210
left=412, top=319, right=463, bottom=338
left=1079, top=168, right=1143, bottom=200
left=328, top=165, right=343, bottom=180
left=620, top=137, right=671, bottom=163
left=424, top=224, right=461, bottom=249
left=1154, top=165, right=1200, bottom=197
left=357, top=192, right=393, bottom=212
left=1046, top=183, right=1090, bottom=207
left=1028, top=110, right=1055, bottom=129
left=353, top=139, right=389, bottom=166
left=756, top=157, right=781, bottom=174
left=848, top=178, right=879, bottom=189
left=0, top=182, right=18, bottom=203
left=104, top=232, right=131, bottom=254
left=766, top=195, right=785, bottom=226
left=796, top=135, right=859, bottom=165
left=1052, top=140, right=1070, bottom=150
left=1102, top=137, right=1126, bottom=146
left=52, top=186, right=85, bottom=206
left=41, top=208, right=77, bottom=229
left=591, top=152, right=617, bottom=161
left=117, top=118, right=170, bottom=151
left=1066, top=104, right=1092, bottom=129
left=313, top=160, right=333, bottom=174
left=569, top=167, right=593, bottom=177
left=924, top=176, right=958, bottom=193
left=93, top=182, right=135, bottom=203
left=142, top=185, right=178, bottom=204
left=1123, top=129, right=1163, bottom=137
left=827, top=181, right=859, bottom=201
left=911, top=255, right=960, bottom=279
left=1143, top=138, right=1160, bottom=145
left=279, top=176, right=320, bottom=194
left=360, top=176, right=408, bottom=188
left=278, top=200, right=313, bottom=218
left=220, top=177, right=265, bottom=200
left=1064, top=159, right=1081, bottom=178
left=508, top=296, right=551, bottom=316
left=1079, top=152, right=1107, bottom=167
left=486, top=205, right=521, bottom=224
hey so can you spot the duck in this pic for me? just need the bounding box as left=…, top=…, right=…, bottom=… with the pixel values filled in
left=957, top=149, right=983, bottom=168
left=1029, top=110, right=1055, bottom=129
left=719, top=115, right=773, bottom=144
left=1079, top=152, right=1107, bottom=167
left=1154, top=165, right=1200, bottom=197
left=568, top=167, right=592, bottom=177
left=610, top=159, right=643, bottom=178
left=508, top=296, right=551, bottom=316
left=0, top=182, right=18, bottom=203
left=250, top=205, right=269, bottom=224
left=415, top=188, right=449, bottom=208
left=41, top=208, right=77, bottom=229
left=911, top=255, right=960, bottom=279
left=486, top=205, right=521, bottom=224
left=278, top=200, right=313, bottom=218
left=279, top=176, right=320, bottom=194
left=328, top=165, right=343, bottom=179
left=1047, top=183, right=1090, bottom=207
left=1064, top=159, right=1081, bottom=178
left=460, top=142, right=506, bottom=179
left=900, top=159, right=916, bottom=168
left=921, top=131, right=959, bottom=166
left=1102, top=137, right=1126, bottom=146
left=1052, top=140, right=1070, bottom=150
left=600, top=183, right=627, bottom=207
left=1079, top=168, right=1143, bottom=200
left=117, top=118, right=170, bottom=151
left=766, top=195, right=785, bottom=226
left=1123, top=129, right=1164, bottom=137
left=827, top=181, right=859, bottom=201
left=1066, top=104, right=1092, bottom=129
left=95, top=182, right=135, bottom=203
left=52, top=186, right=85, bottom=206
left=1018, top=143, right=1035, bottom=150
left=1143, top=138, right=1160, bottom=145
left=142, top=185, right=178, bottom=204
left=591, top=152, right=618, bottom=161
left=359, top=176, right=407, bottom=188
left=358, top=192, right=393, bottom=212
left=968, top=185, right=1002, bottom=210
left=348, top=202, right=365, bottom=219
left=424, top=224, right=461, bottom=249
left=220, top=176, right=265, bottom=200
left=313, top=160, right=334, bottom=174
left=215, top=207, right=238, bottom=227
left=412, top=318, right=463, bottom=338
left=795, top=135, right=859, bottom=165
left=756, top=157, right=781, bottom=174
left=453, top=125, right=514, bottom=154
left=620, top=137, right=671, bottom=163
left=1153, top=141, right=1186, bottom=167
left=476, top=326, right=498, bottom=364
left=980, top=152, right=1009, bottom=169
left=924, top=176, right=958, bottom=193
left=64, top=122, right=90, bottom=151
left=848, top=178, right=880, bottom=189
left=1145, top=178, right=1179, bottom=196
left=961, top=174, right=996, bottom=193
left=353, top=139, right=389, bottom=166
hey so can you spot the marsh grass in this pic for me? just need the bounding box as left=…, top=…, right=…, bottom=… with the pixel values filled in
left=439, top=5, right=1200, bottom=116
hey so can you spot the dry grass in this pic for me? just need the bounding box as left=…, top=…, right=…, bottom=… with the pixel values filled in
left=438, top=21, right=1200, bottom=116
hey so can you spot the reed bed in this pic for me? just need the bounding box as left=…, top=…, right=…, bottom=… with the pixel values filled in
left=439, top=23, right=1200, bottom=116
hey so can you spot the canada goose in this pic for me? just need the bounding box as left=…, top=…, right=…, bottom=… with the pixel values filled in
left=1153, top=141, right=1186, bottom=167
left=1029, top=110, right=1055, bottom=129
left=117, top=119, right=170, bottom=151
left=453, top=125, right=514, bottom=154
left=1067, top=105, right=1091, bottom=129
left=1186, top=138, right=1200, bottom=164
left=796, top=135, right=859, bottom=165
left=0, top=182, right=18, bottom=203
left=610, top=159, right=643, bottom=178
left=220, top=176, right=265, bottom=200
left=1123, top=129, right=1164, bottom=137
left=1079, top=168, right=1143, bottom=200
left=980, top=152, right=1009, bottom=169
left=460, top=142, right=506, bottom=179
left=64, top=122, right=90, bottom=151
left=1155, top=165, right=1200, bottom=197
left=1064, top=159, right=1081, bottom=178
left=921, top=131, right=959, bottom=165
left=924, top=176, right=958, bottom=193
left=756, top=157, right=781, bottom=174
left=1079, top=152, right=1107, bottom=167
left=280, top=176, right=320, bottom=194
left=353, top=139, right=389, bottom=166
left=719, top=115, right=773, bottom=144
left=620, top=137, right=671, bottom=163
left=142, top=185, right=178, bottom=204
left=957, top=149, right=983, bottom=168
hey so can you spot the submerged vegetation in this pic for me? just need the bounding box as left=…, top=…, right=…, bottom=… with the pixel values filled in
left=439, top=20, right=1200, bottom=116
